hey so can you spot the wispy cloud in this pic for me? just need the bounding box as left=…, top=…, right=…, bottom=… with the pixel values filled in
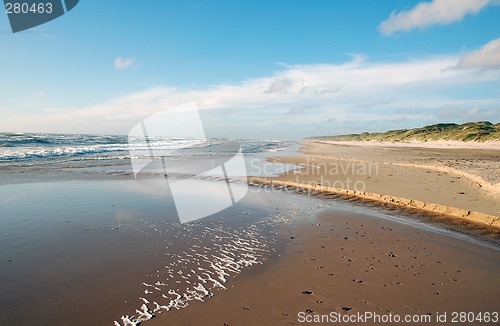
left=113, top=57, right=137, bottom=70
left=457, top=38, right=500, bottom=69
left=434, top=105, right=499, bottom=121
left=354, top=98, right=395, bottom=109
left=265, top=79, right=293, bottom=94
left=287, top=104, right=320, bottom=115
left=32, top=91, right=45, bottom=97
left=4, top=41, right=500, bottom=137
left=379, top=0, right=494, bottom=36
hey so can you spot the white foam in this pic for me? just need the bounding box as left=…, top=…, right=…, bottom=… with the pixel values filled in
left=114, top=210, right=290, bottom=326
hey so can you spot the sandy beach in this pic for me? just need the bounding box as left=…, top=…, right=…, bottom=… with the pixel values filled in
left=264, top=140, right=500, bottom=225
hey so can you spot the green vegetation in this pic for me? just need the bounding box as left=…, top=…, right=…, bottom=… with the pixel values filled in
left=316, top=122, right=500, bottom=142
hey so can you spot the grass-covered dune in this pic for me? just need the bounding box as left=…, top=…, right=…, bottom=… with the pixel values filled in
left=317, top=121, right=500, bottom=143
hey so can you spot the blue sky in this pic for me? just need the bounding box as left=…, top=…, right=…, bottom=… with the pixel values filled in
left=1, top=0, right=499, bottom=139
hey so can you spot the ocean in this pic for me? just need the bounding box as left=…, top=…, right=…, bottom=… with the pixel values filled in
left=0, top=132, right=294, bottom=166
left=0, top=132, right=302, bottom=185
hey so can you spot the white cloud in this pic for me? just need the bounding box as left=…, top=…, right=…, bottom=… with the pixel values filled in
left=3, top=51, right=499, bottom=137
left=113, top=57, right=136, bottom=70
left=380, top=0, right=493, bottom=35
left=457, top=38, right=500, bottom=69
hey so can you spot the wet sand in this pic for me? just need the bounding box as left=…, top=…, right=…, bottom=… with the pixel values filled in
left=0, top=179, right=322, bottom=325
left=148, top=207, right=500, bottom=326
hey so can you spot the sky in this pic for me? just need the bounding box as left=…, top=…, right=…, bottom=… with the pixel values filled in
left=0, top=0, right=499, bottom=139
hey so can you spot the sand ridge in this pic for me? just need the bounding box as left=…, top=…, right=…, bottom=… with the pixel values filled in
left=249, top=178, right=500, bottom=229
